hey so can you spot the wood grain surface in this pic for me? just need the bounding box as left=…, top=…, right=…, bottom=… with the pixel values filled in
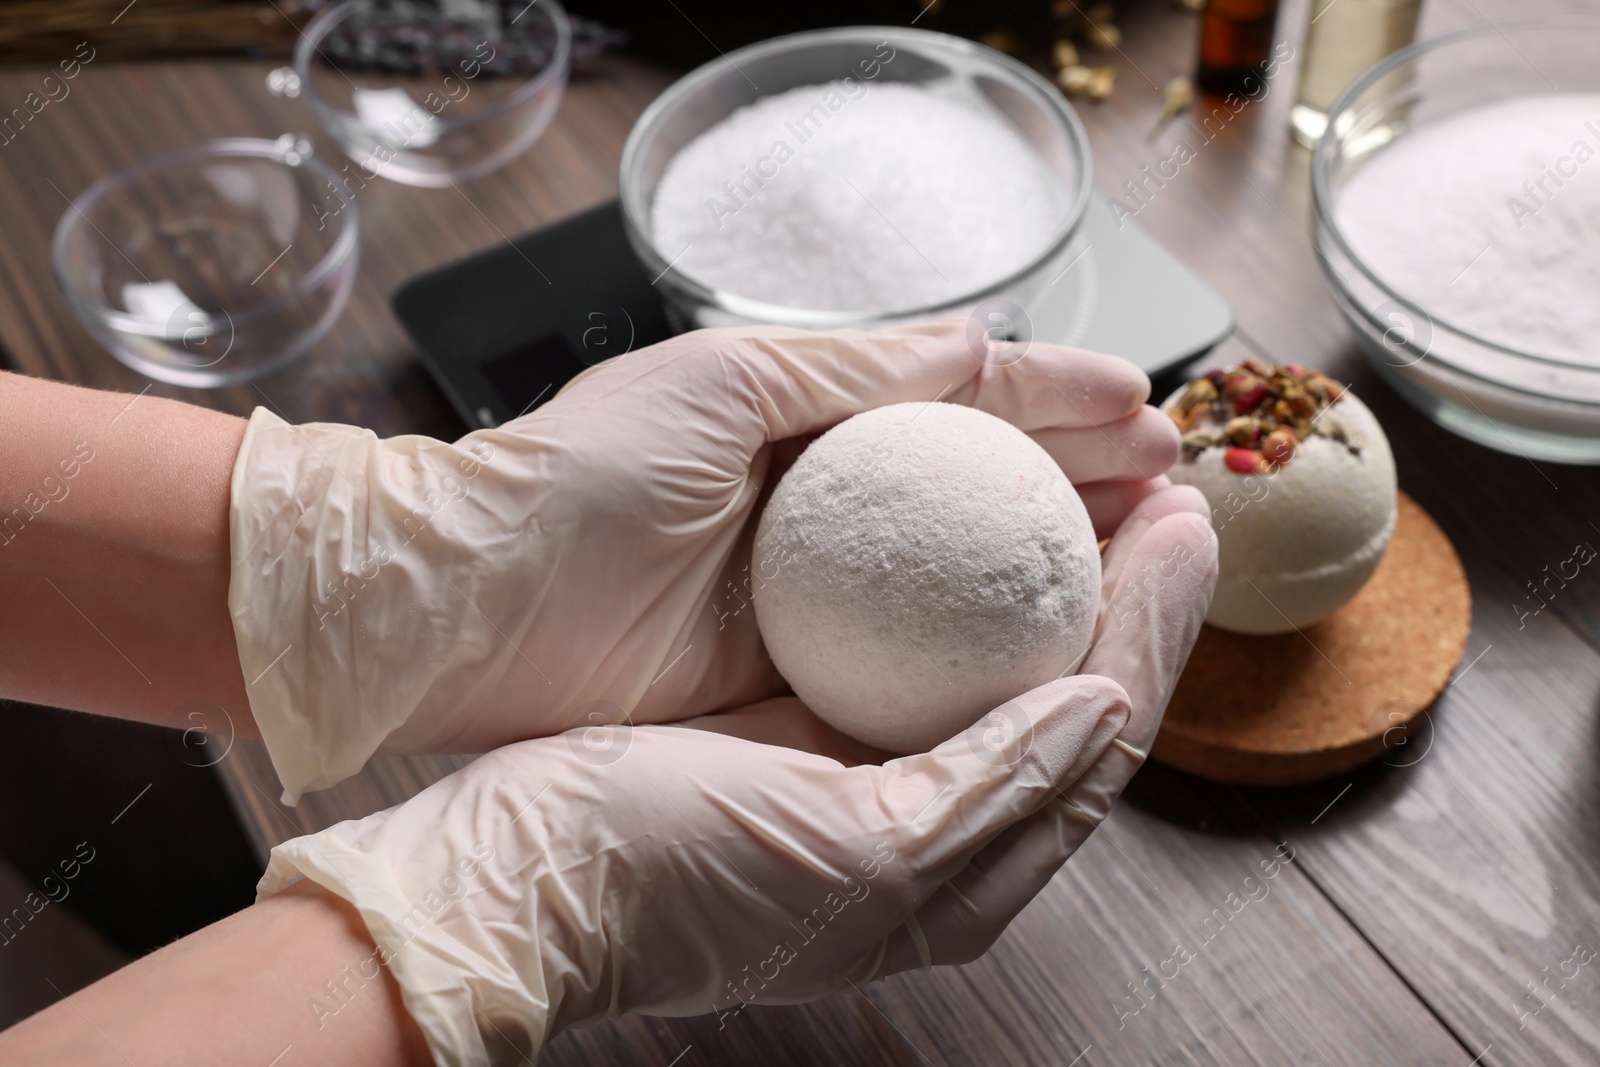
left=2, top=0, right=1597, bottom=1063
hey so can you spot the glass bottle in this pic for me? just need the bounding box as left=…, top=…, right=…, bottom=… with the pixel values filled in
left=1196, top=0, right=1283, bottom=95
left=1290, top=0, right=1423, bottom=148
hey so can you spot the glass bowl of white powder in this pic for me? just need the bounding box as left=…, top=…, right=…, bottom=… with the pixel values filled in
left=619, top=26, right=1092, bottom=330
left=1313, top=19, right=1600, bottom=463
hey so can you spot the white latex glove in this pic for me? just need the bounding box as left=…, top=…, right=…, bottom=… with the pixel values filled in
left=229, top=321, right=1179, bottom=802
left=257, top=486, right=1216, bottom=1066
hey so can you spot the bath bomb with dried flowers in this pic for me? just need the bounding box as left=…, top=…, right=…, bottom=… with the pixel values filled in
left=1161, top=361, right=1396, bottom=635
left=751, top=402, right=1101, bottom=754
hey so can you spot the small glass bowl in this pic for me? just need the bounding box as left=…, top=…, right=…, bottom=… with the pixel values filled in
left=1313, top=18, right=1600, bottom=464
left=272, top=0, right=570, bottom=188
left=619, top=26, right=1093, bottom=331
left=52, top=136, right=359, bottom=388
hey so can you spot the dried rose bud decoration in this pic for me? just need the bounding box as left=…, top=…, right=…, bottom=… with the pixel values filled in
left=1224, top=447, right=1266, bottom=474
left=1181, top=431, right=1217, bottom=459
left=1261, top=428, right=1297, bottom=467
left=1168, top=405, right=1201, bottom=432
left=1226, top=379, right=1268, bottom=414
left=1306, top=373, right=1345, bottom=404
left=1179, top=377, right=1218, bottom=410
left=1174, top=359, right=1359, bottom=473
left=1223, top=415, right=1261, bottom=446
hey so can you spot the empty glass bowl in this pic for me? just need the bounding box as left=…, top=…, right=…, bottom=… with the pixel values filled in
left=52, top=136, right=359, bottom=387
left=270, top=0, right=570, bottom=187
left=618, top=26, right=1092, bottom=331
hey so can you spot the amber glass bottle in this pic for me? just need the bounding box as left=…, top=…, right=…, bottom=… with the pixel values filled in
left=1196, top=0, right=1282, bottom=94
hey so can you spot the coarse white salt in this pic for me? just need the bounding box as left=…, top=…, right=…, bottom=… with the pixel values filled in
left=1336, top=93, right=1600, bottom=364
left=650, top=81, right=1070, bottom=313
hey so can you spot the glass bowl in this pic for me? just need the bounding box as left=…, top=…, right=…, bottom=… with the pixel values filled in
left=272, top=0, right=570, bottom=188
left=619, top=25, right=1093, bottom=331
left=1312, top=18, right=1600, bottom=464
left=52, top=136, right=359, bottom=388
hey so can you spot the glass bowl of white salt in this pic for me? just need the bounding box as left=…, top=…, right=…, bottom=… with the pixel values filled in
left=1313, top=19, right=1600, bottom=464
left=619, top=26, right=1092, bottom=331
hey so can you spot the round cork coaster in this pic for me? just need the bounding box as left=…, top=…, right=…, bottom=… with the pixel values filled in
left=1150, top=492, right=1471, bottom=787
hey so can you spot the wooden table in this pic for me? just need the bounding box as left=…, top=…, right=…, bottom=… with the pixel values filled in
left=3, top=0, right=1598, bottom=1062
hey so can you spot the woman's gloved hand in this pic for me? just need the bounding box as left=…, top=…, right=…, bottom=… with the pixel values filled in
left=257, top=486, right=1216, bottom=1066
left=229, top=321, right=1179, bottom=801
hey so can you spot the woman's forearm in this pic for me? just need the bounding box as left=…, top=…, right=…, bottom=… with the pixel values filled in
left=0, top=371, right=255, bottom=734
left=0, top=881, right=431, bottom=1066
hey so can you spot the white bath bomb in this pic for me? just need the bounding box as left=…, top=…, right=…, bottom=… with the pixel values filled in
left=751, top=402, right=1101, bottom=753
left=1162, top=371, right=1396, bottom=635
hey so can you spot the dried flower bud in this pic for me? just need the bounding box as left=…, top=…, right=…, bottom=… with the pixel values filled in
left=1086, top=65, right=1118, bottom=101
left=1278, top=385, right=1315, bottom=418
left=1181, top=431, right=1217, bottom=460
left=1168, top=404, right=1202, bottom=432
left=1224, top=415, right=1262, bottom=446
left=1086, top=20, right=1122, bottom=50
left=1307, top=373, right=1346, bottom=404
left=1224, top=446, right=1267, bottom=474
left=1151, top=76, right=1194, bottom=136
left=1058, top=64, right=1094, bottom=94
left=1314, top=414, right=1361, bottom=454
left=980, top=28, right=1025, bottom=56
left=1178, top=377, right=1218, bottom=411
left=1261, top=428, right=1297, bottom=467
left=1224, top=376, right=1268, bottom=414
left=1053, top=39, right=1080, bottom=69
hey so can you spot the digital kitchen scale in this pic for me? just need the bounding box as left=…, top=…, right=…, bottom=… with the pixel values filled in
left=392, top=195, right=1232, bottom=430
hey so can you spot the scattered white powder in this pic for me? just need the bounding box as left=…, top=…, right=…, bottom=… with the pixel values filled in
left=751, top=402, right=1100, bottom=754
left=1337, top=93, right=1600, bottom=363
left=651, top=82, right=1070, bottom=312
